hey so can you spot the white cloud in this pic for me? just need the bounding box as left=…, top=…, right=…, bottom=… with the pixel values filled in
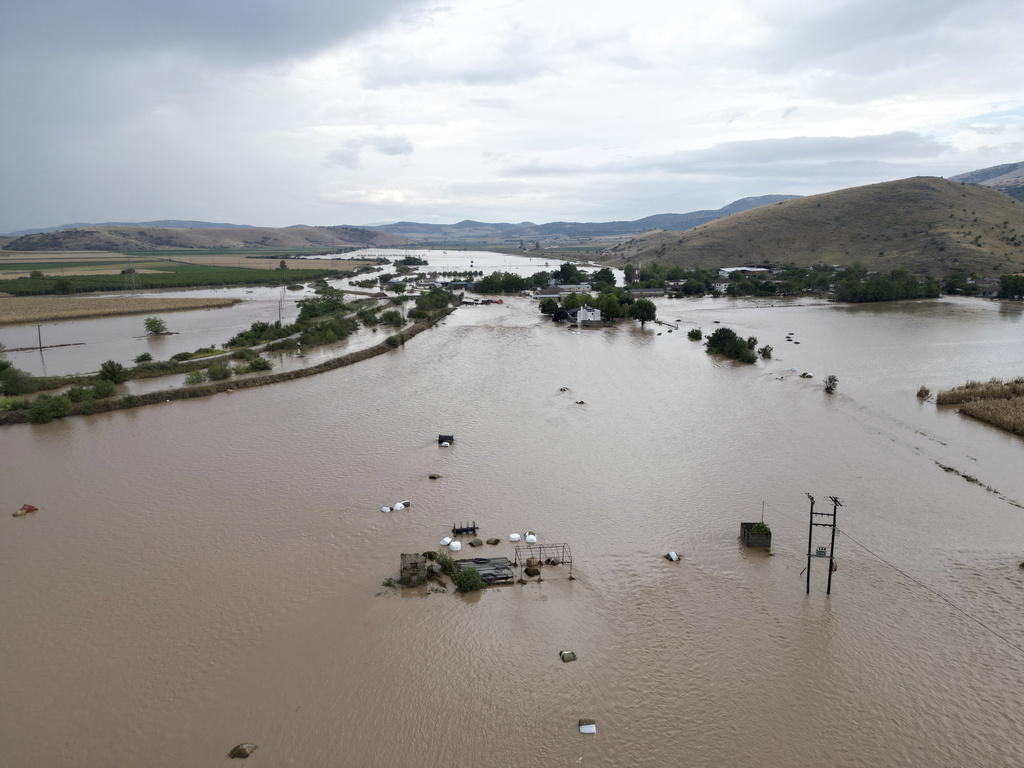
left=1, top=0, right=1023, bottom=231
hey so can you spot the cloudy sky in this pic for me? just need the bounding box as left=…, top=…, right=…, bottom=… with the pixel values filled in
left=1, top=0, right=1022, bottom=232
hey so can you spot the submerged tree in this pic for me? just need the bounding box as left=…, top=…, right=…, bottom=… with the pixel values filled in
left=824, top=374, right=839, bottom=394
left=144, top=316, right=168, bottom=336
left=629, top=298, right=657, bottom=327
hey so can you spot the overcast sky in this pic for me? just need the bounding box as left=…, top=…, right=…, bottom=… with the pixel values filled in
left=1, top=0, right=1022, bottom=232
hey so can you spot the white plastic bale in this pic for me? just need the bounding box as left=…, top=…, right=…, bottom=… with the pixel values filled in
left=381, top=506, right=391, bottom=513
left=393, top=503, right=405, bottom=510
left=525, top=534, right=537, bottom=544
left=440, top=537, right=452, bottom=546
left=667, top=551, right=679, bottom=561
left=449, top=541, right=462, bottom=551
left=509, top=533, right=521, bottom=542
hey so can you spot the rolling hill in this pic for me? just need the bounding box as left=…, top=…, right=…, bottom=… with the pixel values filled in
left=2, top=224, right=407, bottom=252
left=599, top=177, right=1024, bottom=277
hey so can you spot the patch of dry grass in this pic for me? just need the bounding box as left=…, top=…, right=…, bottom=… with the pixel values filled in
left=937, top=376, right=1024, bottom=438
left=0, top=295, right=240, bottom=325
left=958, top=398, right=1024, bottom=438
left=935, top=377, right=1024, bottom=405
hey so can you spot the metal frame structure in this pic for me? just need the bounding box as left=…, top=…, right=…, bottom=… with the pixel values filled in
left=513, top=542, right=573, bottom=580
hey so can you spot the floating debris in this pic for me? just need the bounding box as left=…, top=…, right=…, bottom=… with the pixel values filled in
left=228, top=743, right=258, bottom=759
left=578, top=719, right=596, bottom=734
left=449, top=540, right=462, bottom=552
left=486, top=538, right=501, bottom=545
left=560, top=651, right=577, bottom=662
left=381, top=506, right=391, bottom=513
left=509, top=533, right=521, bottom=542
left=429, top=474, right=442, bottom=480
left=13, top=504, right=38, bottom=518
left=440, top=536, right=453, bottom=547
left=665, top=552, right=680, bottom=562
left=468, top=538, right=484, bottom=547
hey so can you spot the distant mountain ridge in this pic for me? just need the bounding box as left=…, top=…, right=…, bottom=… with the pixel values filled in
left=2, top=224, right=406, bottom=252
left=5, top=219, right=255, bottom=237
left=951, top=161, right=1024, bottom=203
left=365, top=195, right=800, bottom=240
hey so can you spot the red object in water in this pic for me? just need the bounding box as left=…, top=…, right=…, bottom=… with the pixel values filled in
left=19, top=504, right=38, bottom=514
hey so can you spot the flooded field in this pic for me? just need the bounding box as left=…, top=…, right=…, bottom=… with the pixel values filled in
left=3, top=292, right=1024, bottom=767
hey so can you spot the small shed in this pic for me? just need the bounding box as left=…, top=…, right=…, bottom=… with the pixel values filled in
left=400, top=553, right=428, bottom=586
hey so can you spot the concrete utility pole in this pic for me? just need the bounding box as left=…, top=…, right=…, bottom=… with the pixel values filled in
left=806, top=494, right=841, bottom=595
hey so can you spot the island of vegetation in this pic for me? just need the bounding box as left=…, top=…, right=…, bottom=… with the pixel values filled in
left=936, top=377, right=1024, bottom=438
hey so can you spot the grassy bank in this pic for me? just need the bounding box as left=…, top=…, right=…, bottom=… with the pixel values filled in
left=0, top=295, right=240, bottom=325
left=0, top=309, right=453, bottom=426
left=937, top=377, right=1024, bottom=438
left=0, top=264, right=345, bottom=296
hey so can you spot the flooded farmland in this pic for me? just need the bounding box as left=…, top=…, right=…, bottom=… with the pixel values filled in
left=3, top=290, right=1024, bottom=767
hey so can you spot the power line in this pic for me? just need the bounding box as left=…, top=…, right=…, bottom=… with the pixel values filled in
left=838, top=528, right=1024, bottom=657
left=760, top=498, right=1024, bottom=657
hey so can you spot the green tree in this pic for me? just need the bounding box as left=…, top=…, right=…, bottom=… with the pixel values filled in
left=279, top=259, right=288, bottom=270
left=824, top=375, right=839, bottom=394
left=562, top=292, right=589, bottom=311
left=54, top=278, right=73, bottom=294
left=629, top=298, right=657, bottom=326
left=0, top=361, right=32, bottom=395
left=623, top=264, right=636, bottom=284
left=758, top=345, right=773, bottom=359
left=555, top=263, right=585, bottom=284
left=592, top=267, right=616, bottom=287
left=99, top=360, right=128, bottom=383
left=144, top=316, right=168, bottom=336
left=539, top=297, right=558, bottom=315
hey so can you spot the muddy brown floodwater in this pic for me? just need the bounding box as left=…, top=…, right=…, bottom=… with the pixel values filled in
left=3, top=294, right=1024, bottom=767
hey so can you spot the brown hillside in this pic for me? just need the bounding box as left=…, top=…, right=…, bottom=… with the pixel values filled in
left=599, top=177, right=1024, bottom=277
left=3, top=224, right=408, bottom=252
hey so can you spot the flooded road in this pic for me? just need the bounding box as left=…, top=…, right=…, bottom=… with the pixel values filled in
left=3, top=294, right=1024, bottom=767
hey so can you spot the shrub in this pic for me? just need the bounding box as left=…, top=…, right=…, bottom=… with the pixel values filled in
left=98, top=360, right=128, bottom=383
left=287, top=284, right=304, bottom=290
left=824, top=374, right=839, bottom=394
left=92, top=379, right=116, bottom=398
left=134, top=352, right=153, bottom=363
left=170, top=351, right=193, bottom=362
left=28, top=394, right=72, bottom=423
left=385, top=334, right=402, bottom=348
left=0, top=395, right=27, bottom=412
left=435, top=552, right=458, bottom=577
left=917, top=385, right=931, bottom=399
left=687, top=328, right=702, bottom=340
left=0, top=364, right=33, bottom=395
left=758, top=345, right=773, bottom=359
left=119, top=394, right=141, bottom=408
left=380, top=309, right=404, bottom=327
left=453, top=567, right=486, bottom=592
left=184, top=370, right=207, bottom=385
left=65, top=386, right=93, bottom=403
left=751, top=521, right=771, bottom=534
left=246, top=356, right=273, bottom=372
left=206, top=361, right=232, bottom=380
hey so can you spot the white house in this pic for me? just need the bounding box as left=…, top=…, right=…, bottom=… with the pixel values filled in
left=569, top=304, right=603, bottom=327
